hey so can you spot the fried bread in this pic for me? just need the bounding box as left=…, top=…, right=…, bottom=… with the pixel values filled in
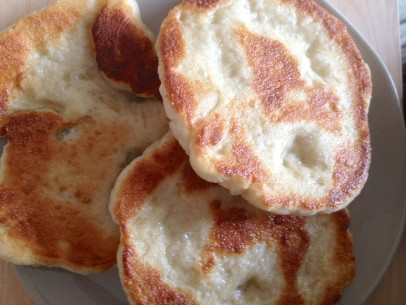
left=157, top=0, right=372, bottom=215
left=0, top=0, right=168, bottom=273
left=111, top=132, right=355, bottom=305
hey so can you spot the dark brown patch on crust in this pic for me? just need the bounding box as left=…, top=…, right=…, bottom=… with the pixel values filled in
left=202, top=200, right=309, bottom=304
left=236, top=28, right=304, bottom=109
left=195, top=114, right=224, bottom=154
left=207, top=200, right=258, bottom=254
left=236, top=28, right=341, bottom=132
left=0, top=186, right=116, bottom=269
left=216, top=141, right=265, bottom=184
left=328, top=141, right=371, bottom=207
left=0, top=111, right=126, bottom=271
left=275, top=217, right=308, bottom=305
left=159, top=11, right=186, bottom=69
left=165, top=73, right=198, bottom=123
left=92, top=4, right=160, bottom=97
left=182, top=162, right=215, bottom=194
left=319, top=210, right=355, bottom=304
left=122, top=247, right=198, bottom=305
left=0, top=3, right=81, bottom=122
left=114, top=137, right=185, bottom=222
left=159, top=11, right=199, bottom=122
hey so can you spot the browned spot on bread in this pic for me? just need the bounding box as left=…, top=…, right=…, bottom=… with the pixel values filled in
left=216, top=141, right=265, bottom=184
left=165, top=73, right=198, bottom=123
left=236, top=28, right=341, bottom=132
left=0, top=3, right=82, bottom=122
left=319, top=210, right=355, bottom=304
left=159, top=12, right=186, bottom=69
left=236, top=27, right=303, bottom=109
left=207, top=200, right=258, bottom=254
left=182, top=162, right=215, bottom=194
left=92, top=4, right=160, bottom=97
left=0, top=111, right=124, bottom=270
left=0, top=186, right=116, bottom=268
left=328, top=141, right=370, bottom=207
left=122, top=247, right=198, bottom=305
left=195, top=114, right=224, bottom=154
left=114, top=137, right=185, bottom=222
left=202, top=200, right=309, bottom=304
left=275, top=217, right=308, bottom=305
left=279, top=85, right=341, bottom=132
left=159, top=12, right=198, bottom=122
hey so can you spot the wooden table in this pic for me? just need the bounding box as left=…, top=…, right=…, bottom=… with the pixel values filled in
left=0, top=0, right=404, bottom=304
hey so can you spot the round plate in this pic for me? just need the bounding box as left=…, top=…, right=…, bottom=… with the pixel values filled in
left=3, top=0, right=405, bottom=305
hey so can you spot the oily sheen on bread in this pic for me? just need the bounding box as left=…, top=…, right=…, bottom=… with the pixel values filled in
left=0, top=0, right=168, bottom=273
left=110, top=132, right=355, bottom=305
left=157, top=0, right=372, bottom=216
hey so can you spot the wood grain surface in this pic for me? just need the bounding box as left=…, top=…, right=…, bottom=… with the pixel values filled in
left=0, top=1, right=404, bottom=305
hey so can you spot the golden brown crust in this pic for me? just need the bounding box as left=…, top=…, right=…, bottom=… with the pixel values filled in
left=0, top=111, right=122, bottom=271
left=92, top=2, right=160, bottom=97
left=113, top=136, right=185, bottom=222
left=158, top=11, right=198, bottom=123
left=0, top=1, right=84, bottom=122
left=0, top=0, right=168, bottom=273
left=122, top=248, right=198, bottom=305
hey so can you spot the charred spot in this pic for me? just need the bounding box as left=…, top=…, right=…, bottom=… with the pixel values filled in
left=92, top=5, right=160, bottom=96
left=182, top=162, right=215, bottom=194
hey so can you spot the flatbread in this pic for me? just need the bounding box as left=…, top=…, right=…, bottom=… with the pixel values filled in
left=157, top=0, right=372, bottom=215
left=111, top=132, right=355, bottom=305
left=0, top=0, right=168, bottom=273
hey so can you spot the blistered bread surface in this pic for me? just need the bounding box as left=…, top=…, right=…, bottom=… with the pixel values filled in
left=0, top=0, right=168, bottom=273
left=111, top=132, right=355, bottom=305
left=157, top=0, right=372, bottom=215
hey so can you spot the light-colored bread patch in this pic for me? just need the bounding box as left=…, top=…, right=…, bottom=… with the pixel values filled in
left=157, top=0, right=371, bottom=215
left=111, top=132, right=355, bottom=305
left=0, top=0, right=168, bottom=273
